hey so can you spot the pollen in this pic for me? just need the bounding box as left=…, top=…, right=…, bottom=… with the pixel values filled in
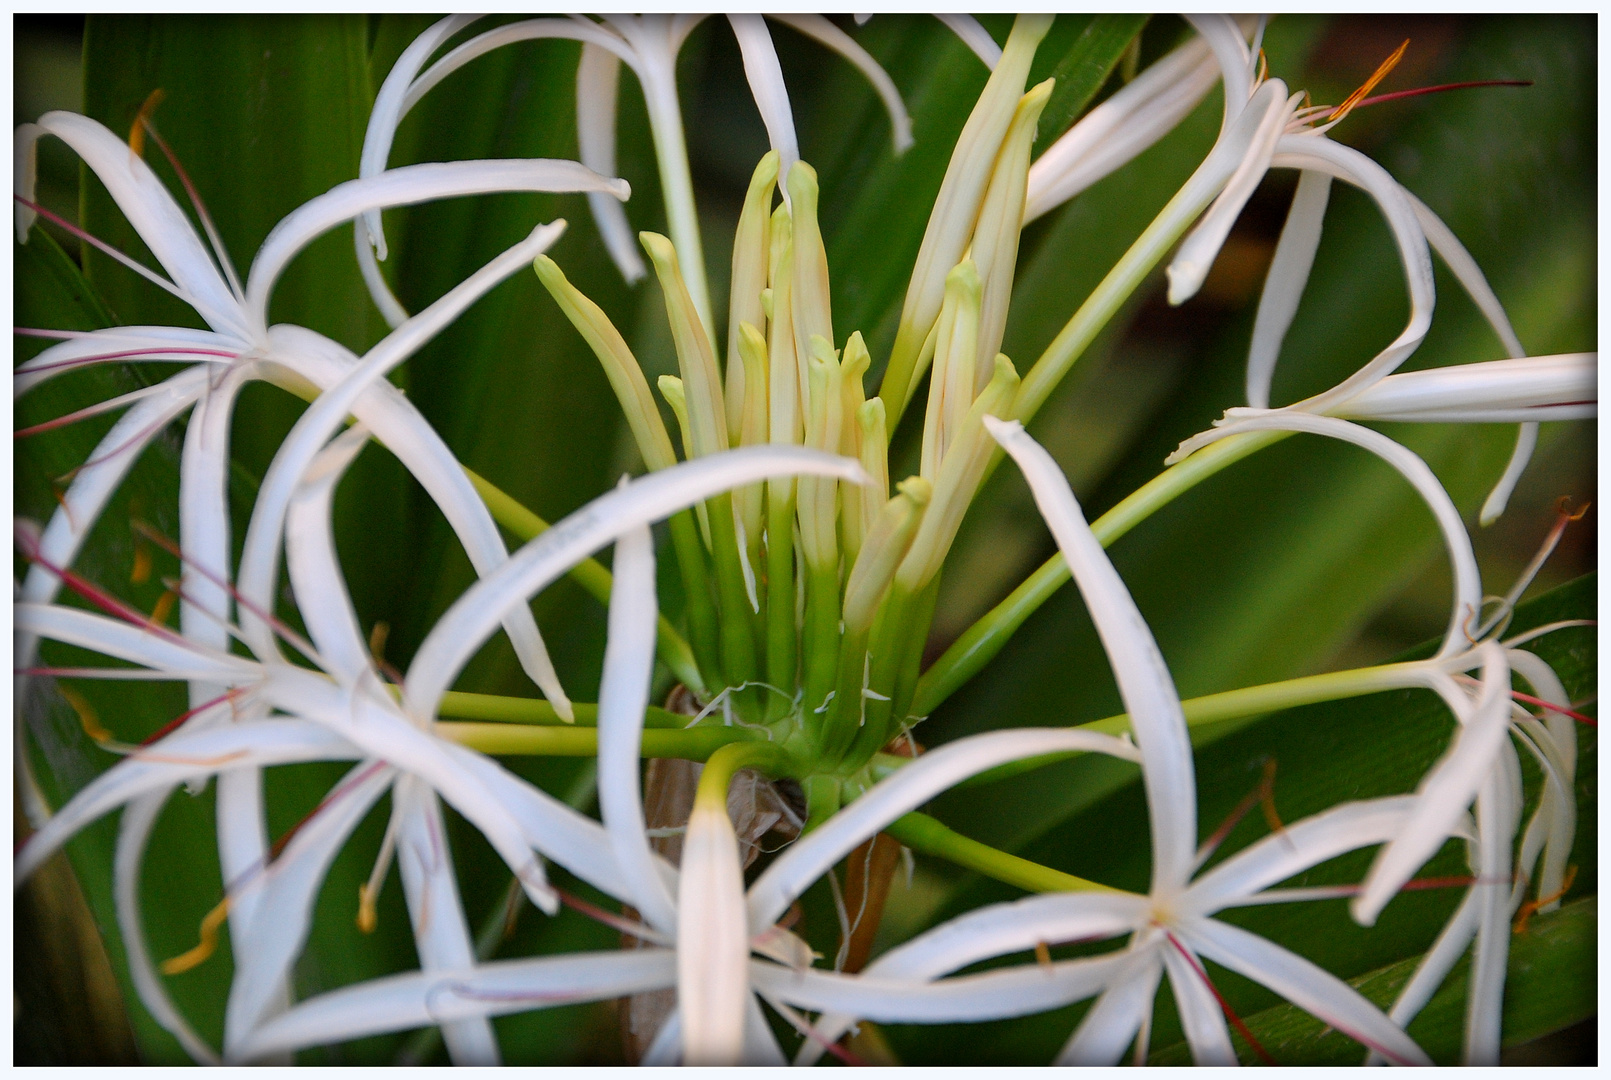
left=356, top=883, right=379, bottom=935
left=130, top=540, right=153, bottom=585
left=1327, top=39, right=1410, bottom=126
left=161, top=894, right=230, bottom=975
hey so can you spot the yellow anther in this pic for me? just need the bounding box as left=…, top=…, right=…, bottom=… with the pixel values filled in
left=1513, top=865, right=1577, bottom=934
left=1034, top=940, right=1053, bottom=969
left=161, top=895, right=230, bottom=975
left=1329, top=39, right=1409, bottom=126
left=148, top=588, right=177, bottom=628
left=357, top=883, right=379, bottom=935
left=59, top=684, right=113, bottom=744
left=128, top=88, right=166, bottom=159
left=130, top=541, right=153, bottom=585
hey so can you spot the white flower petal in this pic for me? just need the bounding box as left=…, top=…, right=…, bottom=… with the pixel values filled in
left=284, top=423, right=374, bottom=681
left=936, top=14, right=1001, bottom=68
left=1406, top=191, right=1525, bottom=360
left=1465, top=763, right=1516, bottom=1066
left=1354, top=645, right=1510, bottom=925
left=224, top=761, right=394, bottom=1050
left=1334, top=354, right=1597, bottom=423
left=231, top=949, right=676, bottom=1062
left=394, top=777, right=501, bottom=1065
left=755, top=950, right=1131, bottom=1025
left=728, top=15, right=799, bottom=182
left=13, top=326, right=241, bottom=398
left=1183, top=14, right=1252, bottom=127
left=986, top=416, right=1198, bottom=896
left=1507, top=648, right=1577, bottom=903
left=1246, top=169, right=1331, bottom=408
left=577, top=43, right=648, bottom=283
left=1266, top=135, right=1435, bottom=412
left=747, top=726, right=1139, bottom=929
left=404, top=446, right=865, bottom=722
left=1372, top=886, right=1479, bottom=1059
left=741, top=992, right=787, bottom=1065
left=678, top=801, right=750, bottom=1065
left=14, top=719, right=359, bottom=884
left=1187, top=796, right=1416, bottom=914
left=1055, top=945, right=1163, bottom=1065
left=1166, top=80, right=1297, bottom=306
left=1481, top=422, right=1539, bottom=526
left=14, top=602, right=254, bottom=684
left=798, top=891, right=1146, bottom=1064
left=597, top=520, right=679, bottom=932
left=1158, top=932, right=1237, bottom=1065
left=19, top=113, right=247, bottom=338
left=264, top=325, right=572, bottom=719
left=1025, top=37, right=1219, bottom=223
left=767, top=15, right=913, bottom=153
left=1182, top=917, right=1432, bottom=1066
left=244, top=161, right=624, bottom=333
left=357, top=14, right=484, bottom=261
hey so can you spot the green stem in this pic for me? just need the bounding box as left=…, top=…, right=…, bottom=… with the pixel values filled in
left=439, top=721, right=761, bottom=762
left=801, top=774, right=844, bottom=834
left=706, top=491, right=762, bottom=687
left=697, top=741, right=799, bottom=808
left=913, top=431, right=1288, bottom=715
left=436, top=692, right=683, bottom=729
left=958, top=658, right=1438, bottom=789
left=765, top=485, right=799, bottom=695
left=465, top=466, right=708, bottom=698
left=801, top=563, right=843, bottom=727
left=884, top=811, right=1124, bottom=895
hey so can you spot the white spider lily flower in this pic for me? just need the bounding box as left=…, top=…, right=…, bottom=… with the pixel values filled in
left=357, top=14, right=918, bottom=336
left=813, top=417, right=1434, bottom=1067
left=14, top=109, right=630, bottom=717
left=16, top=440, right=864, bottom=1062
left=1332, top=353, right=1597, bottom=424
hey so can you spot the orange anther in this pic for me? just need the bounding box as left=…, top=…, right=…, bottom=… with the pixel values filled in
left=161, top=894, right=230, bottom=975
left=59, top=684, right=114, bottom=743
left=128, top=88, right=166, bottom=159
left=1329, top=39, right=1410, bottom=125
left=1513, top=866, right=1577, bottom=934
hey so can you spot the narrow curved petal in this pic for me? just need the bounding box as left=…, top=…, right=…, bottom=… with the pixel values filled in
left=1171, top=414, right=1483, bottom=659
left=1167, top=81, right=1298, bottom=305
left=1025, top=37, right=1219, bottom=223
left=677, top=801, right=750, bottom=1065
left=728, top=16, right=799, bottom=182
left=283, top=424, right=373, bottom=678
left=747, top=726, right=1139, bottom=929
left=577, top=42, right=648, bottom=282
left=15, top=719, right=360, bottom=883
left=1183, top=14, right=1252, bottom=127
left=404, top=446, right=866, bottom=722
left=1405, top=191, right=1524, bottom=360
left=13, top=325, right=241, bottom=398
left=237, top=224, right=567, bottom=717
left=754, top=950, right=1131, bottom=1024
left=1182, top=917, right=1432, bottom=1066
left=596, top=520, right=679, bottom=932
left=1465, top=762, right=1517, bottom=1065
left=798, top=891, right=1146, bottom=1063
left=936, top=14, right=1001, bottom=68
left=394, top=778, right=501, bottom=1064
left=1187, top=796, right=1415, bottom=914
left=1354, top=645, right=1510, bottom=925
left=1159, top=933, right=1237, bottom=1065
left=224, top=761, right=394, bottom=1050
left=260, top=668, right=559, bottom=914
left=244, top=161, right=623, bottom=333
left=1333, top=354, right=1597, bottom=423
left=741, top=993, right=787, bottom=1065
left=17, top=367, right=209, bottom=619
left=1481, top=422, right=1539, bottom=527
left=1056, top=946, right=1163, bottom=1065
left=1246, top=169, right=1331, bottom=408
left=117, top=790, right=222, bottom=1063
left=15, top=602, right=254, bottom=683
left=1265, top=135, right=1435, bottom=412
left=767, top=15, right=912, bottom=153
left=265, top=324, right=572, bottom=717
left=357, top=14, right=484, bottom=260
left=1373, top=887, right=1480, bottom=1059
left=986, top=417, right=1198, bottom=896
left=231, top=949, right=676, bottom=1062
left=1507, top=648, right=1577, bottom=903
left=18, top=113, right=247, bottom=338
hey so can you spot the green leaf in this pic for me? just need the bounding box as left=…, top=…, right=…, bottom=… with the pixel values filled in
left=1031, top=15, right=1151, bottom=153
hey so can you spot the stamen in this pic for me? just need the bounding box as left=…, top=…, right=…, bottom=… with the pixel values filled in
left=131, top=519, right=322, bottom=661
left=760, top=992, right=871, bottom=1067
left=1325, top=39, right=1410, bottom=126
left=1194, top=758, right=1282, bottom=869
left=131, top=533, right=154, bottom=584
left=58, top=684, right=114, bottom=743
left=1503, top=618, right=1596, bottom=649
left=267, top=761, right=391, bottom=863
left=1473, top=500, right=1589, bottom=640
left=368, top=621, right=406, bottom=685
left=160, top=894, right=230, bottom=975
left=148, top=586, right=178, bottom=628
left=1352, top=79, right=1532, bottom=112
left=141, top=687, right=250, bottom=746
left=1509, top=689, right=1596, bottom=727
left=137, top=107, right=246, bottom=301
left=16, top=345, right=239, bottom=381
left=1513, top=865, right=1577, bottom=933
left=15, top=530, right=192, bottom=648
left=549, top=885, right=669, bottom=945
left=1033, top=940, right=1053, bottom=969
left=358, top=806, right=402, bottom=934
left=14, top=196, right=195, bottom=308
left=1163, top=930, right=1278, bottom=1065
left=127, top=88, right=166, bottom=161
